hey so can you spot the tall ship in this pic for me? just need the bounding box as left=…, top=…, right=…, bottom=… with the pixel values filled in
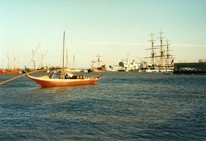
left=173, top=59, right=206, bottom=74
left=144, top=31, right=174, bottom=72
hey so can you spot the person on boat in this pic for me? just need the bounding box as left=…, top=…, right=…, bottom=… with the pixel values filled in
left=65, top=73, right=85, bottom=79
left=65, top=73, right=75, bottom=79
left=49, top=70, right=61, bottom=79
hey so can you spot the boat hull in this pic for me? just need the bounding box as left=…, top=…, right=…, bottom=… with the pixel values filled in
left=27, top=74, right=101, bottom=88
left=0, top=69, right=21, bottom=75
left=92, top=68, right=106, bottom=73
left=65, top=68, right=81, bottom=73
left=92, top=65, right=106, bottom=73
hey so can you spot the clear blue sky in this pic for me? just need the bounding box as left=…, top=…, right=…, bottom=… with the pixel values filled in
left=1, top=0, right=206, bottom=68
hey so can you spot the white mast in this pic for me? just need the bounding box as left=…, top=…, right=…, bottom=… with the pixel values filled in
left=28, top=43, right=40, bottom=69
left=60, top=31, right=65, bottom=79
left=38, top=52, right=48, bottom=69
left=7, top=52, right=10, bottom=70
left=73, top=53, right=75, bottom=69
left=96, top=54, right=102, bottom=68
left=66, top=47, right=69, bottom=68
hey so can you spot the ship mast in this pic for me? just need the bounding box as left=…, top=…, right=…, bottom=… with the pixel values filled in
left=96, top=54, right=102, bottom=68
left=145, top=31, right=173, bottom=72
left=38, top=51, right=48, bottom=69
left=166, top=39, right=169, bottom=71
left=6, top=52, right=11, bottom=70
left=159, top=31, right=166, bottom=71
left=150, top=32, right=156, bottom=67
left=60, top=31, right=65, bottom=79
left=72, top=53, right=75, bottom=69
left=13, top=57, right=16, bottom=69
left=145, top=32, right=157, bottom=69
left=165, top=39, right=174, bottom=71
left=29, top=43, right=40, bottom=69
left=66, top=47, right=68, bottom=68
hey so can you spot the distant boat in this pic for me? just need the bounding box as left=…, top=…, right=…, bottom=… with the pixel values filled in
left=65, top=53, right=82, bottom=73
left=27, top=31, right=101, bottom=88
left=0, top=53, right=21, bottom=75
left=25, top=43, right=48, bottom=73
left=106, top=65, right=119, bottom=72
left=65, top=68, right=82, bottom=73
left=89, top=54, right=106, bottom=73
left=24, top=67, right=48, bottom=74
left=0, top=68, right=21, bottom=75
left=143, top=31, right=174, bottom=72
left=92, top=65, right=106, bottom=73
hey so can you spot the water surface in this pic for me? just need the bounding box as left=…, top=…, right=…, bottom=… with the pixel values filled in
left=0, top=72, right=205, bottom=140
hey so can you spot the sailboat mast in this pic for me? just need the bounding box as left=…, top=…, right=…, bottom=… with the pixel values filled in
left=13, top=57, right=16, bottom=69
left=73, top=53, right=75, bottom=69
left=61, top=31, right=66, bottom=79
left=66, top=48, right=68, bottom=68
left=159, top=31, right=165, bottom=70
left=150, top=32, right=155, bottom=67
left=63, top=31, right=65, bottom=69
left=166, top=39, right=173, bottom=71
left=7, top=52, right=10, bottom=70
left=32, top=50, right=36, bottom=69
left=96, top=54, right=101, bottom=68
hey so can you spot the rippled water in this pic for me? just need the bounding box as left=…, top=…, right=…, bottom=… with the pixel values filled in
left=0, top=72, right=206, bottom=140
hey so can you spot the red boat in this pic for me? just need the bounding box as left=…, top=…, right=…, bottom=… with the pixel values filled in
left=26, top=31, right=102, bottom=88
left=0, top=68, right=21, bottom=75
left=27, top=73, right=101, bottom=88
